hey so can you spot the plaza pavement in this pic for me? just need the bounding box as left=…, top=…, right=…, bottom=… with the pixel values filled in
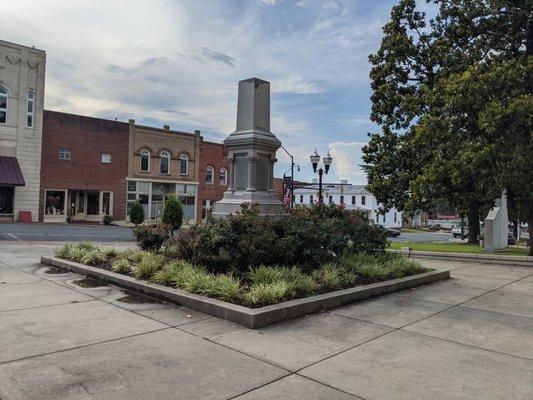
left=0, top=242, right=531, bottom=400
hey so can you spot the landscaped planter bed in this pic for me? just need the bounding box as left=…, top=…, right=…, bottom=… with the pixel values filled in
left=41, top=254, right=449, bottom=328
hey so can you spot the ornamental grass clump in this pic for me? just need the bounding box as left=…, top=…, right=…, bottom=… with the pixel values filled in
left=111, top=258, right=131, bottom=274
left=151, top=261, right=184, bottom=285
left=79, top=249, right=107, bottom=266
left=380, top=256, right=424, bottom=279
left=54, top=244, right=74, bottom=259
left=243, top=281, right=292, bottom=306
left=132, top=253, right=164, bottom=279
left=117, top=248, right=146, bottom=263
left=312, top=263, right=342, bottom=289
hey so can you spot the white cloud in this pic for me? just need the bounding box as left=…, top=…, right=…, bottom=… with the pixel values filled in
left=328, top=141, right=367, bottom=185
left=1, top=0, right=387, bottom=157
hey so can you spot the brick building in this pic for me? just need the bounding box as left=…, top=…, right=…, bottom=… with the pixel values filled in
left=127, top=121, right=201, bottom=223
left=40, top=111, right=129, bottom=223
left=198, top=140, right=229, bottom=220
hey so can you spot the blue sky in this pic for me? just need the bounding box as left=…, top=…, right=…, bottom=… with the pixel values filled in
left=2, top=0, right=398, bottom=184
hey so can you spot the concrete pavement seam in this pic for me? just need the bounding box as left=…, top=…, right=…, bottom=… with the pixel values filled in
left=0, top=326, right=173, bottom=366
left=292, top=271, right=533, bottom=374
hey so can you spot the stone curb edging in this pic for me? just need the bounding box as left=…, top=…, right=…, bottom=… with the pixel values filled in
left=41, top=256, right=450, bottom=329
left=390, top=249, right=533, bottom=267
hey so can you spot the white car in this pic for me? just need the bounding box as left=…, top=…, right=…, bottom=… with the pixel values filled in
left=451, top=226, right=468, bottom=238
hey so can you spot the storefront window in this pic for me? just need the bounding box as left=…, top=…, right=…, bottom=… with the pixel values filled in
left=45, top=191, right=65, bottom=215
left=0, top=186, right=14, bottom=215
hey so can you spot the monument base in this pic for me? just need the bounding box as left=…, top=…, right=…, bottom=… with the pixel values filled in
left=212, top=190, right=285, bottom=217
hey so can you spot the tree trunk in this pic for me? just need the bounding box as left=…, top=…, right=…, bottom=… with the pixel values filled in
left=467, top=205, right=481, bottom=244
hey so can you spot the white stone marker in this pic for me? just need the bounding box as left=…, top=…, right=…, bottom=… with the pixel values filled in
left=483, top=191, right=509, bottom=252
left=212, top=78, right=284, bottom=216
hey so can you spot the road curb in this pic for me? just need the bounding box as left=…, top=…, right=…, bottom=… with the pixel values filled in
left=391, top=249, right=533, bottom=267
left=41, top=256, right=450, bottom=329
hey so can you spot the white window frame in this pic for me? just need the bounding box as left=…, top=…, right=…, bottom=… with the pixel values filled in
left=179, top=154, right=188, bottom=176
left=205, top=166, right=214, bottom=184
left=219, top=167, right=227, bottom=185
left=0, top=86, right=8, bottom=124
left=140, top=149, right=150, bottom=172
left=101, top=153, right=112, bottom=164
left=59, top=148, right=71, bottom=160
left=160, top=150, right=170, bottom=175
left=26, top=91, right=35, bottom=128
left=361, top=195, right=366, bottom=205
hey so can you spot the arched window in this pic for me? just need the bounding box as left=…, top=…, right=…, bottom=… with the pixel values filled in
left=179, top=154, right=188, bottom=175
left=160, top=150, right=170, bottom=174
left=0, top=87, right=8, bottom=124
left=219, top=167, right=227, bottom=185
left=140, top=149, right=150, bottom=172
left=205, top=166, right=214, bottom=184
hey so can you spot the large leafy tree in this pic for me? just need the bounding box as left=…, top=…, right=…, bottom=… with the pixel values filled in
left=363, top=0, right=532, bottom=252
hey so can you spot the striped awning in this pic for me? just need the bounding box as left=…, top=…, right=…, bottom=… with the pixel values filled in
left=0, top=156, right=25, bottom=186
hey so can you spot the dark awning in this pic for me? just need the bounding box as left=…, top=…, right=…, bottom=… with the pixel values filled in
left=0, top=156, right=25, bottom=186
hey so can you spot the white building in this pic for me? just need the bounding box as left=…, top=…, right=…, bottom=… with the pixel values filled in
left=0, top=40, right=46, bottom=222
left=293, top=180, right=402, bottom=229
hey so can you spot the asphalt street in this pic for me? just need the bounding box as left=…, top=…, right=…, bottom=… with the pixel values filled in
left=0, top=223, right=134, bottom=242
left=0, top=223, right=452, bottom=244
left=391, top=231, right=454, bottom=243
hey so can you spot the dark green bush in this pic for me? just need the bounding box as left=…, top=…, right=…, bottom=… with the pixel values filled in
left=130, top=200, right=145, bottom=225
left=162, top=196, right=183, bottom=233
left=165, top=203, right=388, bottom=274
left=133, top=225, right=169, bottom=251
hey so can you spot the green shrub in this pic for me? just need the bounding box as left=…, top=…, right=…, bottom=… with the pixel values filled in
left=132, top=253, right=164, bottom=279
left=130, top=200, right=145, bottom=225
left=133, top=225, right=169, bottom=251
left=167, top=203, right=388, bottom=274
left=243, top=281, right=291, bottom=306
left=151, top=261, right=184, bottom=285
left=111, top=258, right=132, bottom=274
left=162, top=195, right=183, bottom=233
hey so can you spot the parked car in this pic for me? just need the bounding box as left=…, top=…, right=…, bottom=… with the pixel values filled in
left=373, top=224, right=401, bottom=237
left=451, top=226, right=468, bottom=238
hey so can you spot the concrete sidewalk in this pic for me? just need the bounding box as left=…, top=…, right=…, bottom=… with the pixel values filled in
left=0, top=243, right=532, bottom=399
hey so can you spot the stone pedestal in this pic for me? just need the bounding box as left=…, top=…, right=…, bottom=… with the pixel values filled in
left=483, top=191, right=509, bottom=252
left=213, top=78, right=284, bottom=216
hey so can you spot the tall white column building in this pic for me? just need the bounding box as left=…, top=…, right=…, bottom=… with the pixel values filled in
left=293, top=179, right=402, bottom=229
left=0, top=40, right=46, bottom=222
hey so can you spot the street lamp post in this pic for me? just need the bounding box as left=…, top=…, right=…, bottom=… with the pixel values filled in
left=310, top=149, right=333, bottom=203
left=280, top=145, right=299, bottom=209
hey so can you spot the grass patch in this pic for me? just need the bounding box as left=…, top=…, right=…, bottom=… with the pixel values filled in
left=389, top=241, right=528, bottom=256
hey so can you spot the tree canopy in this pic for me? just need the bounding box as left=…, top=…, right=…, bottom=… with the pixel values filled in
left=363, top=0, right=532, bottom=253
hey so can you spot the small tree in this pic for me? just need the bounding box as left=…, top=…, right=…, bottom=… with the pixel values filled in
left=130, top=200, right=145, bottom=226
left=162, top=195, right=183, bottom=233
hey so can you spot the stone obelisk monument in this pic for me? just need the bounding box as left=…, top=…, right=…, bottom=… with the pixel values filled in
left=213, top=78, right=284, bottom=216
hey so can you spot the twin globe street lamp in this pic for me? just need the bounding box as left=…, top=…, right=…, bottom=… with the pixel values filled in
left=310, top=149, right=333, bottom=203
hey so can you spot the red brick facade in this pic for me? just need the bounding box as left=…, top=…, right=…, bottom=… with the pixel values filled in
left=197, top=140, right=229, bottom=220
left=40, top=111, right=129, bottom=222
